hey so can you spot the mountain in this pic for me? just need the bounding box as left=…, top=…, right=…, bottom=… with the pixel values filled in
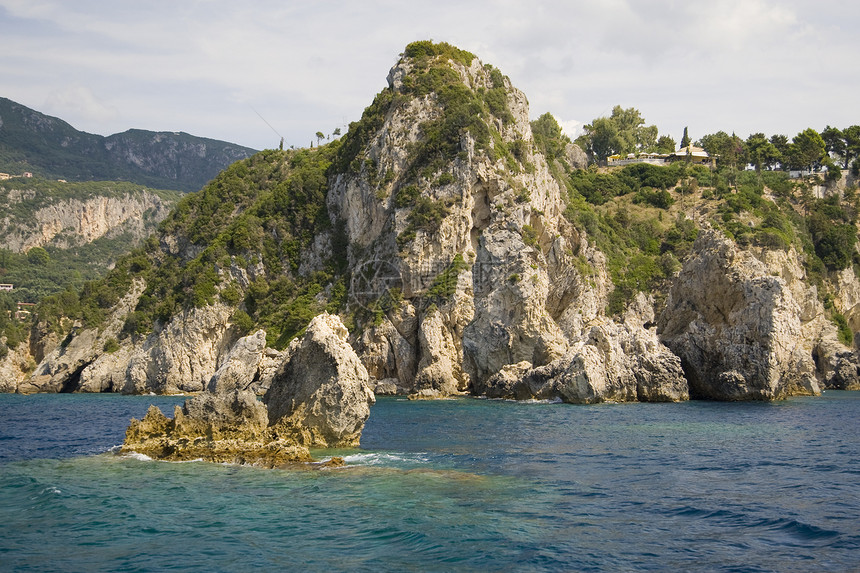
left=0, top=97, right=257, bottom=192
left=2, top=41, right=859, bottom=400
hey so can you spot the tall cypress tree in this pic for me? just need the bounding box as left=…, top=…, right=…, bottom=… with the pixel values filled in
left=680, top=127, right=691, bottom=149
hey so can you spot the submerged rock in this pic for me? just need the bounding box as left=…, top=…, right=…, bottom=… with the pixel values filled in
left=122, top=313, right=374, bottom=466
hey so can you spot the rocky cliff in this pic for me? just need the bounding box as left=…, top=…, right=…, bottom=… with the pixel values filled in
left=4, top=41, right=859, bottom=401
left=0, top=182, right=176, bottom=252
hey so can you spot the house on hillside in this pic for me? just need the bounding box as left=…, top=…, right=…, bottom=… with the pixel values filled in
left=15, top=301, right=35, bottom=321
left=606, top=146, right=715, bottom=168
left=0, top=173, right=11, bottom=180
left=0, top=284, right=13, bottom=291
left=670, top=145, right=714, bottom=167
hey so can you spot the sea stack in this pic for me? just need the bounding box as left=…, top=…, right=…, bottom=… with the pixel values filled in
left=122, top=313, right=375, bottom=466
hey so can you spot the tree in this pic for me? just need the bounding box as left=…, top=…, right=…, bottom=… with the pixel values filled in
left=821, top=126, right=846, bottom=166
left=770, top=134, right=790, bottom=168
left=576, top=105, right=660, bottom=162
left=790, top=128, right=826, bottom=173
left=653, top=135, right=676, bottom=154
left=843, top=125, right=860, bottom=169
left=680, top=127, right=691, bottom=148
left=576, top=116, right=620, bottom=162
left=699, top=131, right=745, bottom=169
left=332, top=127, right=342, bottom=138
left=315, top=131, right=325, bottom=146
left=531, top=112, right=571, bottom=163
left=27, top=247, right=50, bottom=266
left=745, top=132, right=781, bottom=172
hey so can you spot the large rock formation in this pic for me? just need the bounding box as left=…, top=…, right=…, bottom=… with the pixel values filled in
left=0, top=338, right=33, bottom=393
left=5, top=42, right=859, bottom=404
left=263, top=313, right=375, bottom=448
left=331, top=44, right=683, bottom=401
left=658, top=230, right=826, bottom=399
left=122, top=313, right=374, bottom=465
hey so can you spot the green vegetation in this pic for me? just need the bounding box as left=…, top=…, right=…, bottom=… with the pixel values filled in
left=575, top=106, right=668, bottom=161
left=402, top=41, right=476, bottom=66
left=0, top=291, right=29, bottom=357
left=424, top=254, right=469, bottom=303
left=531, top=113, right=574, bottom=183
left=335, top=40, right=519, bottom=202
left=560, top=152, right=858, bottom=331
left=36, top=144, right=349, bottom=348
left=568, top=162, right=683, bottom=205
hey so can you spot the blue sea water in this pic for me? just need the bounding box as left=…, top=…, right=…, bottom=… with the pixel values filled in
left=1, top=392, right=859, bottom=572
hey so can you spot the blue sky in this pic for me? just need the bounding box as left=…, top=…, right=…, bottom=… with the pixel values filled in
left=1, top=0, right=857, bottom=150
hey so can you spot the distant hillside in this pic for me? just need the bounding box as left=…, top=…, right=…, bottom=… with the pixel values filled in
left=0, top=177, right=180, bottom=301
left=0, top=97, right=257, bottom=192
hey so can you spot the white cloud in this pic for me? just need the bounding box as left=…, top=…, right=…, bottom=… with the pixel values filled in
left=558, top=119, right=584, bottom=139
left=43, top=85, right=119, bottom=125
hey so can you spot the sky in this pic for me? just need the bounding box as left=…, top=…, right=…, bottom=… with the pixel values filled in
left=1, top=0, right=857, bottom=151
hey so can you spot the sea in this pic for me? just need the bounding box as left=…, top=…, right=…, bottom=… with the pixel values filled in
left=1, top=391, right=859, bottom=572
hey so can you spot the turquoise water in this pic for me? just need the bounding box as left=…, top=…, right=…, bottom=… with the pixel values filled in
left=1, top=392, right=859, bottom=571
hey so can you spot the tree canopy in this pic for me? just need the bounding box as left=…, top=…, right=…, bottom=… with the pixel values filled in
left=575, top=106, right=663, bottom=162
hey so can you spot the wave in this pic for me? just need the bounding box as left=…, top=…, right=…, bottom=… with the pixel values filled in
left=340, top=451, right=431, bottom=467
left=122, top=451, right=153, bottom=462
left=478, top=396, right=563, bottom=404
left=668, top=504, right=842, bottom=543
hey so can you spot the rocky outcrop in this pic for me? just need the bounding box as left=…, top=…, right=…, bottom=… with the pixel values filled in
left=813, top=331, right=860, bottom=390
left=124, top=303, right=236, bottom=394
left=206, top=329, right=268, bottom=394
left=658, top=230, right=830, bottom=400
left=122, top=313, right=374, bottom=465
left=19, top=279, right=146, bottom=394
left=0, top=339, right=33, bottom=393
left=334, top=48, right=618, bottom=398
left=478, top=294, right=688, bottom=403
left=264, top=313, right=375, bottom=448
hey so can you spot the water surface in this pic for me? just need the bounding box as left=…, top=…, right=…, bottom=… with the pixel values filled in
left=1, top=392, right=858, bottom=571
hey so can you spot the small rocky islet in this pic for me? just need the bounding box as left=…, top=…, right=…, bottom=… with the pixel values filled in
left=2, top=41, right=860, bottom=462
left=122, top=313, right=374, bottom=465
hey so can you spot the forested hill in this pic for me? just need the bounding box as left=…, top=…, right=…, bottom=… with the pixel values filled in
left=0, top=97, right=257, bottom=192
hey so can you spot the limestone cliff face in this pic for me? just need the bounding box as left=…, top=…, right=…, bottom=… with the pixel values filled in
left=327, top=49, right=681, bottom=402
left=19, top=279, right=147, bottom=394
left=18, top=281, right=239, bottom=395
left=0, top=189, right=173, bottom=252
left=0, top=339, right=33, bottom=392
left=657, top=230, right=839, bottom=399
left=478, top=293, right=688, bottom=403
